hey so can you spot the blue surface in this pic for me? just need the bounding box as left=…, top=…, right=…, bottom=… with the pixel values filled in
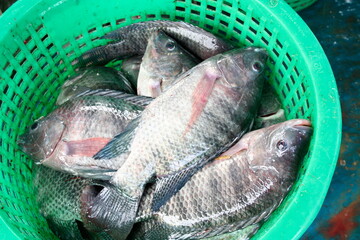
left=299, top=0, right=360, bottom=239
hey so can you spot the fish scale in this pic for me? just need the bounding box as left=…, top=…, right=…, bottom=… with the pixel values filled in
left=18, top=96, right=144, bottom=180
left=129, top=119, right=312, bottom=240
left=84, top=47, right=267, bottom=239
left=33, top=120, right=311, bottom=240
left=76, top=20, right=233, bottom=67
left=137, top=30, right=199, bottom=98
left=56, top=67, right=135, bottom=105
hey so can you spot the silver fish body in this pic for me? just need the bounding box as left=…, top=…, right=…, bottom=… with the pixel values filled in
left=130, top=119, right=313, bottom=240
left=18, top=96, right=143, bottom=179
left=76, top=20, right=233, bottom=66
left=82, top=47, right=268, bottom=239
left=57, top=67, right=135, bottom=105
left=137, top=31, right=199, bottom=97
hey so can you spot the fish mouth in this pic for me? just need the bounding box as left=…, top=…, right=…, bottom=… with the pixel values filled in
left=260, top=111, right=278, bottom=118
left=293, top=119, right=312, bottom=131
left=291, top=119, right=313, bottom=141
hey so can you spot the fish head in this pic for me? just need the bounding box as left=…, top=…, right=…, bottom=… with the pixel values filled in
left=216, top=47, right=268, bottom=90
left=244, top=119, right=312, bottom=184
left=17, top=115, right=66, bottom=163
left=138, top=31, right=198, bottom=97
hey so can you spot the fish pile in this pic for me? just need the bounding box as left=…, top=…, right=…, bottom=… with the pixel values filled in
left=18, top=20, right=312, bottom=240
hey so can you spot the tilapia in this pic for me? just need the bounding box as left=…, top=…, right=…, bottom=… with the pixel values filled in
left=127, top=119, right=312, bottom=240
left=57, top=67, right=135, bottom=105
left=82, top=47, right=268, bottom=239
left=121, top=55, right=142, bottom=89
left=252, top=82, right=286, bottom=129
left=18, top=96, right=143, bottom=179
left=137, top=30, right=199, bottom=97
left=33, top=165, right=114, bottom=240
left=76, top=20, right=233, bottom=66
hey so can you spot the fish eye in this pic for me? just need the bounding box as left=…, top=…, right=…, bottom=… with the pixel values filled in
left=165, top=41, right=176, bottom=51
left=276, top=140, right=288, bottom=151
left=30, top=122, right=39, bottom=130
left=252, top=61, right=263, bottom=72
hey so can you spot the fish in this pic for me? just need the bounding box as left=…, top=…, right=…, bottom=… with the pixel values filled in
left=18, top=95, right=143, bottom=180
left=38, top=118, right=311, bottom=240
left=81, top=47, right=268, bottom=239
left=137, top=30, right=199, bottom=97
left=56, top=67, right=135, bottom=105
left=33, top=165, right=113, bottom=240
left=252, top=82, right=286, bottom=129
left=120, top=55, right=142, bottom=89
left=76, top=20, right=233, bottom=66
left=127, top=119, right=312, bottom=240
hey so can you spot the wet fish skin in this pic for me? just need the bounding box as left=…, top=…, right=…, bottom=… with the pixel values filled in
left=76, top=20, right=233, bottom=66
left=82, top=47, right=268, bottom=239
left=18, top=96, right=143, bottom=179
left=257, top=82, right=282, bottom=118
left=252, top=82, right=286, bottom=129
left=129, top=119, right=313, bottom=240
left=33, top=165, right=113, bottom=240
left=57, top=67, right=135, bottom=105
left=75, top=89, right=153, bottom=107
left=121, top=55, right=142, bottom=89
left=137, top=30, right=199, bottom=97
left=38, top=117, right=310, bottom=240
left=253, top=108, right=286, bottom=130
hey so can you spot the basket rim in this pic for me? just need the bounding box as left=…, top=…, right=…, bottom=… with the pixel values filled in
left=0, top=0, right=342, bottom=239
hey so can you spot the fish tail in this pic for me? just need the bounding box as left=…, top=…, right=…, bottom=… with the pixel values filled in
left=81, top=181, right=140, bottom=239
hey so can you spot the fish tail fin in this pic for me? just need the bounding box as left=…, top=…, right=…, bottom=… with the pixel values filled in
left=81, top=181, right=139, bottom=239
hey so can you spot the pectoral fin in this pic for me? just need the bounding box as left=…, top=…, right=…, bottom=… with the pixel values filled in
left=183, top=71, right=219, bottom=135
left=93, top=117, right=140, bottom=160
left=64, top=138, right=111, bottom=157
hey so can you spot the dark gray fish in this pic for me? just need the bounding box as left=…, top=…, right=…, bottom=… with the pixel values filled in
left=81, top=47, right=268, bottom=239
left=121, top=56, right=142, bottom=89
left=76, top=20, right=233, bottom=67
left=137, top=30, right=199, bottom=97
left=128, top=119, right=312, bottom=240
left=18, top=96, right=143, bottom=179
left=33, top=165, right=113, bottom=240
left=252, top=82, right=286, bottom=129
left=57, top=67, right=135, bottom=105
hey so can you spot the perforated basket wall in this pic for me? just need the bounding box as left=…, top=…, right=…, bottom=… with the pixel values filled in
left=285, top=0, right=317, bottom=11
left=0, top=0, right=341, bottom=239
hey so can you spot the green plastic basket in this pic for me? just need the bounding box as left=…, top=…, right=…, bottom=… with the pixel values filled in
left=285, top=0, right=318, bottom=11
left=0, top=0, right=341, bottom=239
